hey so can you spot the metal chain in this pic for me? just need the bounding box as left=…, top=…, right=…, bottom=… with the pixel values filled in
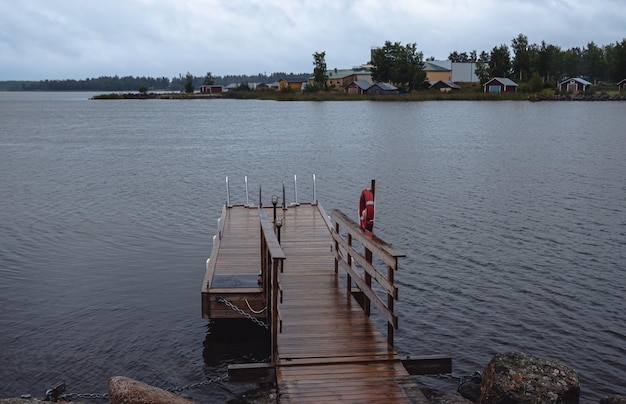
left=48, top=297, right=266, bottom=401
left=420, top=371, right=482, bottom=387
left=59, top=392, right=110, bottom=401
left=166, top=374, right=229, bottom=393
left=55, top=374, right=228, bottom=401
left=216, top=296, right=269, bottom=329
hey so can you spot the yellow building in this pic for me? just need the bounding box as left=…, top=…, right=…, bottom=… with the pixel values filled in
left=317, top=68, right=373, bottom=89
left=424, top=62, right=452, bottom=82
left=278, top=79, right=307, bottom=91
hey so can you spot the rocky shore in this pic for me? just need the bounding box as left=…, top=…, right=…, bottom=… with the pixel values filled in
left=90, top=92, right=221, bottom=100
left=2, top=352, right=625, bottom=403
left=528, top=93, right=626, bottom=101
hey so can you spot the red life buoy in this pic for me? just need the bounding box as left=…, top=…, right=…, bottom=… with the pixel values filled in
left=359, top=188, right=375, bottom=232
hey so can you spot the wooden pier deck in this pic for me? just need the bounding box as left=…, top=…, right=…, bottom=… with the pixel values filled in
left=202, top=202, right=450, bottom=403
left=202, top=205, right=266, bottom=320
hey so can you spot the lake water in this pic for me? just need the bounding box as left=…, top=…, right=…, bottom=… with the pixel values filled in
left=0, top=92, right=624, bottom=402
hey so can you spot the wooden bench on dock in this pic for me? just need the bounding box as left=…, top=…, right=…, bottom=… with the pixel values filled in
left=202, top=193, right=451, bottom=403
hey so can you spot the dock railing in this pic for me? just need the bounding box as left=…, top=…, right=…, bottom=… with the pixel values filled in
left=202, top=205, right=227, bottom=317
left=258, top=208, right=285, bottom=362
left=331, top=209, right=406, bottom=347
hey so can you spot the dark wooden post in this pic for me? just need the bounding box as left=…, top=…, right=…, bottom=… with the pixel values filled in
left=364, top=248, right=372, bottom=316
left=271, top=258, right=279, bottom=362
left=363, top=179, right=375, bottom=316
left=347, top=233, right=353, bottom=296
left=334, top=222, right=340, bottom=274
left=387, top=260, right=396, bottom=347
left=260, top=221, right=268, bottom=324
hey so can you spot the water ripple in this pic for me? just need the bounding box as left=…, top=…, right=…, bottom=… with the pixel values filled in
left=1, top=95, right=625, bottom=401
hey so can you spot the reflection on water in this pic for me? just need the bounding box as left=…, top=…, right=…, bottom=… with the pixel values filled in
left=203, top=320, right=270, bottom=368
left=201, top=320, right=271, bottom=402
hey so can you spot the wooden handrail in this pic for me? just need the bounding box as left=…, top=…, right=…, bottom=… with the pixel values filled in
left=217, top=205, right=227, bottom=240
left=259, top=209, right=285, bottom=363
left=259, top=209, right=286, bottom=260
left=316, top=202, right=334, bottom=232
left=332, top=209, right=405, bottom=268
left=331, top=208, right=405, bottom=347
left=331, top=231, right=397, bottom=298
left=202, top=206, right=227, bottom=293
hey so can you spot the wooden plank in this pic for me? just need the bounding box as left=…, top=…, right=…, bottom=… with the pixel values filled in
left=401, top=355, right=453, bottom=376
left=207, top=287, right=261, bottom=294
left=205, top=204, right=440, bottom=403
left=332, top=231, right=398, bottom=297
left=228, top=362, right=276, bottom=384
left=211, top=207, right=261, bottom=280
left=272, top=205, right=415, bottom=401
left=206, top=293, right=267, bottom=319
left=336, top=257, right=398, bottom=329
left=316, top=202, right=334, bottom=231
left=332, top=208, right=406, bottom=267
left=276, top=362, right=415, bottom=403
left=259, top=209, right=286, bottom=260
left=276, top=354, right=401, bottom=367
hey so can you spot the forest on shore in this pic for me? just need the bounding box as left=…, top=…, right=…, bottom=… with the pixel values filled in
left=0, top=72, right=309, bottom=92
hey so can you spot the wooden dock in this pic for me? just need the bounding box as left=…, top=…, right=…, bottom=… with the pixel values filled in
left=202, top=200, right=451, bottom=403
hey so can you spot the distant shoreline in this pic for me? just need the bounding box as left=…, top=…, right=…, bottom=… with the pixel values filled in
left=89, top=92, right=220, bottom=100
left=89, top=91, right=626, bottom=102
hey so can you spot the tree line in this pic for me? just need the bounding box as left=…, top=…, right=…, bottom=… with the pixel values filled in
left=312, top=34, right=625, bottom=94
left=447, top=33, right=626, bottom=86
left=0, top=72, right=311, bottom=92
left=370, top=41, right=426, bottom=91
left=14, top=76, right=172, bottom=92
left=310, top=43, right=427, bottom=92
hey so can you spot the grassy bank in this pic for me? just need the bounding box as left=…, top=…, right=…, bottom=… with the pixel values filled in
left=92, top=87, right=624, bottom=102
left=223, top=89, right=530, bottom=101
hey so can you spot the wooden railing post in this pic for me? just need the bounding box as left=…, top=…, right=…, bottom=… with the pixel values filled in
left=364, top=178, right=375, bottom=317
left=364, top=248, right=372, bottom=317
left=258, top=209, right=286, bottom=364
left=347, top=233, right=353, bottom=296
left=334, top=221, right=340, bottom=273
left=271, top=257, right=280, bottom=361
left=330, top=209, right=405, bottom=348
left=387, top=261, right=395, bottom=346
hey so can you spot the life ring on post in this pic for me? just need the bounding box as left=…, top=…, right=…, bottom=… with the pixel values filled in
left=359, top=188, right=375, bottom=232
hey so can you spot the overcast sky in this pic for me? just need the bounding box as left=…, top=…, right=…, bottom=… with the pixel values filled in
left=1, top=0, right=624, bottom=80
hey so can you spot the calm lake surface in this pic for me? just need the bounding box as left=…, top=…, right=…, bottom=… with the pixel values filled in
left=1, top=92, right=624, bottom=402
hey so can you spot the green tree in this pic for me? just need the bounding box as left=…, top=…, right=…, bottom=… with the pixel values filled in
left=537, top=41, right=562, bottom=84
left=203, top=72, right=215, bottom=85
left=583, top=42, right=606, bottom=83
left=474, top=50, right=491, bottom=84
left=371, top=41, right=426, bottom=91
left=489, top=44, right=511, bottom=78
left=605, top=40, right=626, bottom=82
left=562, top=47, right=583, bottom=79
left=184, top=72, right=194, bottom=93
left=450, top=51, right=467, bottom=62
left=371, top=43, right=393, bottom=83
left=511, top=33, right=531, bottom=82
left=475, top=60, right=490, bottom=84
left=312, top=51, right=328, bottom=89
left=449, top=50, right=477, bottom=63
left=527, top=72, right=544, bottom=92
